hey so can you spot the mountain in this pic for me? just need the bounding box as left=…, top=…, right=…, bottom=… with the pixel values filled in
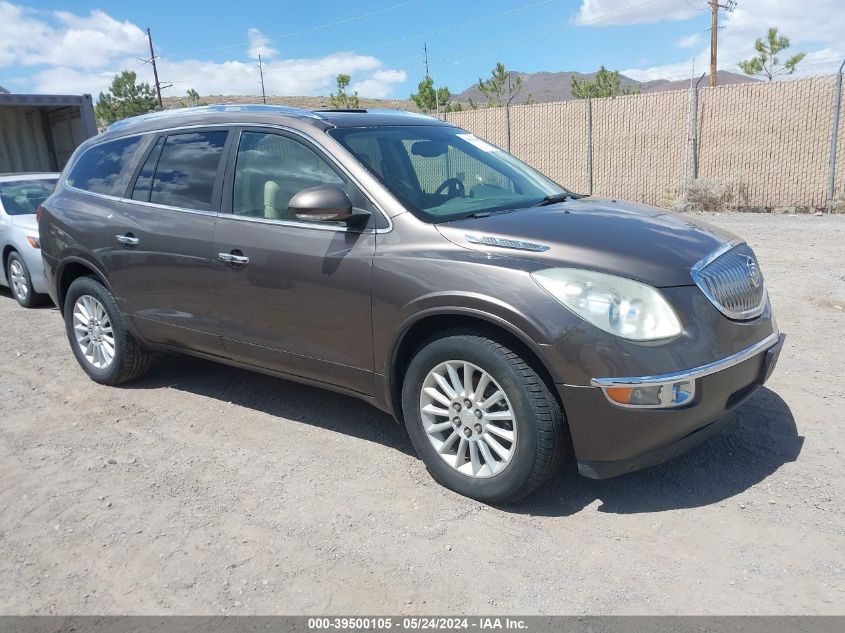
left=453, top=70, right=756, bottom=104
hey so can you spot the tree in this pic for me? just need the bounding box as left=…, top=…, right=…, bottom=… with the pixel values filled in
left=95, top=70, right=158, bottom=126
left=329, top=74, right=360, bottom=109
left=571, top=66, right=640, bottom=99
left=474, top=63, right=531, bottom=108
left=410, top=75, right=460, bottom=114
left=181, top=88, right=207, bottom=107
left=0, top=85, right=9, bottom=94
left=738, top=27, right=806, bottom=81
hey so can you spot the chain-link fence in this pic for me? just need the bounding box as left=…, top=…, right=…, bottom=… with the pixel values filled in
left=445, top=74, right=845, bottom=211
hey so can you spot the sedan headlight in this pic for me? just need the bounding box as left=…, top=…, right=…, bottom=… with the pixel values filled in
left=531, top=268, right=682, bottom=341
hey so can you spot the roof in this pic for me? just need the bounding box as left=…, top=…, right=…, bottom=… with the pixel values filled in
left=103, top=104, right=451, bottom=138
left=0, top=93, right=93, bottom=107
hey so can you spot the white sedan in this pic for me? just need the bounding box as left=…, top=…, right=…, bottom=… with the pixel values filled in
left=0, top=172, right=59, bottom=307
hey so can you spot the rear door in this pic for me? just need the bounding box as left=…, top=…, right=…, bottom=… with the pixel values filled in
left=107, top=128, right=233, bottom=355
left=209, top=127, right=380, bottom=395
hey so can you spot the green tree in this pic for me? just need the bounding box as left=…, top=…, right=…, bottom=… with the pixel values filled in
left=474, top=63, right=531, bottom=108
left=329, top=74, right=360, bottom=109
left=571, top=66, right=640, bottom=99
left=738, top=27, right=806, bottom=80
left=410, top=75, right=460, bottom=114
left=181, top=88, right=207, bottom=107
left=95, top=70, right=158, bottom=126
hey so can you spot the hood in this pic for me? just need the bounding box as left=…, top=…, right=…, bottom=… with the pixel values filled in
left=9, top=214, right=38, bottom=234
left=435, top=199, right=737, bottom=287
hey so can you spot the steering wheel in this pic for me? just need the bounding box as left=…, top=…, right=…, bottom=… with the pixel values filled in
left=433, top=177, right=465, bottom=200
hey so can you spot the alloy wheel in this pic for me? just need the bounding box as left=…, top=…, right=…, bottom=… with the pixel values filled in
left=9, top=259, right=28, bottom=301
left=72, top=295, right=116, bottom=369
left=419, top=360, right=517, bottom=478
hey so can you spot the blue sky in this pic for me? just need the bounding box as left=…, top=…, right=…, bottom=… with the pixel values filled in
left=1, top=0, right=842, bottom=99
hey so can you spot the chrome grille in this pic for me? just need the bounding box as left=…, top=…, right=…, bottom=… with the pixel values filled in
left=691, top=242, right=766, bottom=320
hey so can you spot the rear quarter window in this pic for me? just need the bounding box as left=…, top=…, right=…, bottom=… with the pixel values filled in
left=66, top=136, right=149, bottom=197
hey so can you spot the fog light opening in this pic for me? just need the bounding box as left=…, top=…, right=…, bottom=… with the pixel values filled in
left=602, top=379, right=695, bottom=409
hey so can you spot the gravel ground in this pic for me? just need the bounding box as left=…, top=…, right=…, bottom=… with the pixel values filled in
left=0, top=212, right=843, bottom=615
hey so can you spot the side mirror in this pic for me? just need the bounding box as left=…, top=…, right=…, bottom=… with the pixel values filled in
left=289, top=184, right=355, bottom=222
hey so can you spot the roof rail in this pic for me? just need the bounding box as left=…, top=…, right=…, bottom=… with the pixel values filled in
left=107, top=104, right=324, bottom=131
left=314, top=108, right=368, bottom=113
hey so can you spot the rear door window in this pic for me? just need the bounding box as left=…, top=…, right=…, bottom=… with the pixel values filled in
left=67, top=136, right=148, bottom=197
left=148, top=131, right=228, bottom=210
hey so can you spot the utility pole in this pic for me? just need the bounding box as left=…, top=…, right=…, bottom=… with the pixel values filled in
left=258, top=54, right=267, bottom=104
left=423, top=42, right=439, bottom=118
left=146, top=28, right=164, bottom=108
left=707, top=1, right=737, bottom=87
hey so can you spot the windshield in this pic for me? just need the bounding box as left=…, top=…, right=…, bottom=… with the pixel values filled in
left=328, top=125, right=567, bottom=222
left=0, top=178, right=57, bottom=216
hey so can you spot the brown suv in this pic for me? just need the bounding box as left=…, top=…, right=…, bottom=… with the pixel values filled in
left=38, top=105, right=783, bottom=502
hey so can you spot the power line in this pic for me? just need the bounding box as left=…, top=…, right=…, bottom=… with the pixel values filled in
left=164, top=0, right=562, bottom=87
left=162, top=0, right=424, bottom=59
left=161, top=0, right=673, bottom=93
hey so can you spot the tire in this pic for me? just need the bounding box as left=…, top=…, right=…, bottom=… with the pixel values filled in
left=64, top=276, right=151, bottom=385
left=6, top=251, right=46, bottom=308
left=402, top=330, right=568, bottom=504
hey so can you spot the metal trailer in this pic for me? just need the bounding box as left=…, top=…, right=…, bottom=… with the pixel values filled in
left=0, top=93, right=98, bottom=173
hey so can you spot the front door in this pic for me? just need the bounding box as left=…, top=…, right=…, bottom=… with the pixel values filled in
left=210, top=129, right=378, bottom=395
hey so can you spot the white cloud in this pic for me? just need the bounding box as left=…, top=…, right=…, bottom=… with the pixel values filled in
left=677, top=32, right=701, bottom=49
left=575, top=0, right=700, bottom=26
left=0, top=2, right=147, bottom=69
left=247, top=28, right=278, bottom=61
left=616, top=0, right=845, bottom=80
left=0, top=2, right=407, bottom=99
left=350, top=69, right=408, bottom=98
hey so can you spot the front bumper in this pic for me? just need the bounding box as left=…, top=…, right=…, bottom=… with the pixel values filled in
left=560, top=332, right=785, bottom=479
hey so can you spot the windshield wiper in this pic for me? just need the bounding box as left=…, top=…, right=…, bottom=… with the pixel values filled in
left=459, top=208, right=521, bottom=220
left=534, top=192, right=583, bottom=206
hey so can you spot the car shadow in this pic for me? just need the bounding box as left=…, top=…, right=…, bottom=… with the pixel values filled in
left=510, top=386, right=803, bottom=516
left=127, top=355, right=801, bottom=515
left=0, top=285, right=56, bottom=309
left=124, top=353, right=416, bottom=457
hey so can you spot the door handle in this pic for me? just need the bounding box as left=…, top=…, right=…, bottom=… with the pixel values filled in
left=218, top=252, right=249, bottom=266
left=116, top=234, right=140, bottom=246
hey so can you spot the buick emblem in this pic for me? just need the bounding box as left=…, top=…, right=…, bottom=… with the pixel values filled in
left=745, top=256, right=761, bottom=288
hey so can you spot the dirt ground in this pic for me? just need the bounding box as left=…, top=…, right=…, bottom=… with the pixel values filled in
left=0, top=212, right=843, bottom=615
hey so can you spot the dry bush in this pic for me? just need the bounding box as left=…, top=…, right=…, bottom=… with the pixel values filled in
left=669, top=178, right=732, bottom=212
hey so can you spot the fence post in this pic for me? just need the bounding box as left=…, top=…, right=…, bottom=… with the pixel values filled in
left=505, top=104, right=511, bottom=153
left=691, top=74, right=705, bottom=180
left=586, top=96, right=593, bottom=196
left=827, top=59, right=845, bottom=212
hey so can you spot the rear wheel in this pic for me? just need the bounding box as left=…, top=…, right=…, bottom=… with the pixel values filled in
left=402, top=330, right=568, bottom=503
left=64, top=276, right=151, bottom=385
left=6, top=252, right=45, bottom=308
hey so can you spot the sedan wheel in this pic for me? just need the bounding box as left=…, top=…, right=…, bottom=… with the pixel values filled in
left=72, top=294, right=116, bottom=369
left=420, top=360, right=517, bottom=478
left=8, top=258, right=29, bottom=302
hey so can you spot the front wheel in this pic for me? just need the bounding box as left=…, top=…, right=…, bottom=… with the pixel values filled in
left=64, top=276, right=151, bottom=385
left=7, top=252, right=45, bottom=308
left=402, top=331, right=568, bottom=504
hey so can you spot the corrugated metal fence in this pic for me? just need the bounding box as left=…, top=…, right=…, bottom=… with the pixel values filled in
left=445, top=75, right=844, bottom=210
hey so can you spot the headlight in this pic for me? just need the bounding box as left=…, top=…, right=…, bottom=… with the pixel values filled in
left=26, top=236, right=40, bottom=249
left=531, top=268, right=682, bottom=341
